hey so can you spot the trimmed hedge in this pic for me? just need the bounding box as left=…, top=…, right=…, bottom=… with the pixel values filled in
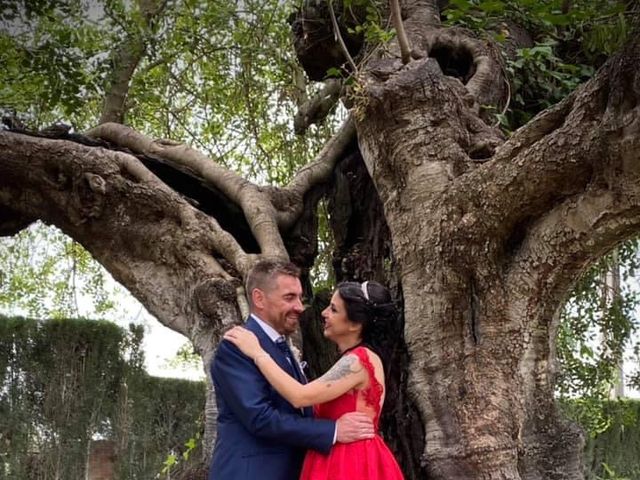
left=0, top=315, right=204, bottom=480
left=582, top=399, right=640, bottom=479
left=2, top=315, right=638, bottom=479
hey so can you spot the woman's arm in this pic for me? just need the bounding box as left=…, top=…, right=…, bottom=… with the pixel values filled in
left=224, top=326, right=367, bottom=408
left=257, top=351, right=366, bottom=407
left=212, top=339, right=336, bottom=452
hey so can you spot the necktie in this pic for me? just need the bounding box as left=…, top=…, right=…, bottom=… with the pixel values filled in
left=275, top=337, right=311, bottom=416
left=275, top=337, right=303, bottom=382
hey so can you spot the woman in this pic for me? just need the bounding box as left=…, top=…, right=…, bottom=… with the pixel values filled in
left=224, top=280, right=404, bottom=480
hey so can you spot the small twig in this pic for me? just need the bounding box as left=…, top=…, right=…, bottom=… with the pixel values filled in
left=70, top=240, right=80, bottom=317
left=494, top=67, right=512, bottom=128
left=390, top=0, right=412, bottom=64
left=328, top=0, right=358, bottom=73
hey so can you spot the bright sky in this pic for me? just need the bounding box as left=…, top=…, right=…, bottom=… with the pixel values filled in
left=93, top=276, right=204, bottom=381
left=139, top=311, right=204, bottom=380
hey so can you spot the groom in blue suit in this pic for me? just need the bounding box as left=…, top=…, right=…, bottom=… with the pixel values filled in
left=209, top=260, right=373, bottom=480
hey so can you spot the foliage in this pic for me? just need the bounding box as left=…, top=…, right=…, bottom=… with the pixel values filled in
left=504, top=41, right=594, bottom=128
left=161, top=432, right=202, bottom=476
left=0, top=0, right=346, bottom=321
left=443, top=0, right=634, bottom=130
left=165, top=340, right=202, bottom=372
left=0, top=0, right=112, bottom=128
left=117, top=375, right=205, bottom=479
left=565, top=399, right=640, bottom=479
left=0, top=223, right=115, bottom=318
left=0, top=316, right=205, bottom=479
left=343, top=0, right=394, bottom=51
left=0, top=0, right=342, bottom=179
left=110, top=0, right=340, bottom=183
left=557, top=241, right=640, bottom=434
left=0, top=315, right=130, bottom=479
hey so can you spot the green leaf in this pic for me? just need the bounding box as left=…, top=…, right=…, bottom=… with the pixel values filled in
left=325, top=67, right=342, bottom=78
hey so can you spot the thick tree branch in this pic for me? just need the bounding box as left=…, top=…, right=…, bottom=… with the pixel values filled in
left=87, top=123, right=288, bottom=258
left=427, top=27, right=506, bottom=111
left=0, top=205, right=35, bottom=236
left=402, top=0, right=441, bottom=27
left=501, top=179, right=640, bottom=477
left=451, top=33, right=640, bottom=247
left=357, top=56, right=505, bottom=217
left=100, top=36, right=144, bottom=124
left=270, top=116, right=356, bottom=229
left=99, top=0, right=166, bottom=124
left=393, top=2, right=508, bottom=112
left=508, top=183, right=640, bottom=316
left=0, top=131, right=250, bottom=334
left=293, top=79, right=342, bottom=135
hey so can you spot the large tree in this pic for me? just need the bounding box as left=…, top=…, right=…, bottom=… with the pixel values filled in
left=1, top=0, right=639, bottom=478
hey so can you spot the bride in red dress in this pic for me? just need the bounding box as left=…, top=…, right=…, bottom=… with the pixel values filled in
left=224, top=280, right=404, bottom=480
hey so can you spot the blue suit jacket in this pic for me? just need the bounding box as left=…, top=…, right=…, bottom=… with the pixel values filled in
left=208, top=317, right=335, bottom=480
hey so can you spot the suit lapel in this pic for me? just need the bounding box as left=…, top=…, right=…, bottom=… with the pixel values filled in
left=245, top=317, right=313, bottom=417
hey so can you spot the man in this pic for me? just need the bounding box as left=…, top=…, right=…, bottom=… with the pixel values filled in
left=209, top=260, right=374, bottom=480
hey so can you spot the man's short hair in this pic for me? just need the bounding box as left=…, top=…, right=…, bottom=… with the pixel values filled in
left=245, top=260, right=301, bottom=306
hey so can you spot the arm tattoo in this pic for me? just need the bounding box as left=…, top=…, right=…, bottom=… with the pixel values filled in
left=319, top=355, right=361, bottom=384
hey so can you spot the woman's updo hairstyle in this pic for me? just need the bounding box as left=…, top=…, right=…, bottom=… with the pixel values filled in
left=336, top=280, right=398, bottom=362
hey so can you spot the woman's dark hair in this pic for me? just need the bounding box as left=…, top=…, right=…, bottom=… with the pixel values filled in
left=336, top=281, right=398, bottom=364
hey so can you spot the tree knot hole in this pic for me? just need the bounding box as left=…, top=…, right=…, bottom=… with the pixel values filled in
left=429, top=42, right=475, bottom=84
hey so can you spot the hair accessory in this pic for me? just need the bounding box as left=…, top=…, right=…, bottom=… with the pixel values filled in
left=361, top=281, right=370, bottom=300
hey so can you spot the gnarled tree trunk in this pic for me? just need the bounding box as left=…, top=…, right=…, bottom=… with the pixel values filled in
left=350, top=8, right=640, bottom=479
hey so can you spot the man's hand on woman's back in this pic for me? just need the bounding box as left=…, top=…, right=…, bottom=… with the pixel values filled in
left=336, top=412, right=375, bottom=443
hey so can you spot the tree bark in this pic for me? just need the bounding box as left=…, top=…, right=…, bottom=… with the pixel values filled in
left=351, top=15, right=640, bottom=479
left=324, top=148, right=426, bottom=478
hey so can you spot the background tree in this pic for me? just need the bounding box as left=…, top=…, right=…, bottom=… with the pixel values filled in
left=1, top=0, right=640, bottom=479
left=557, top=242, right=640, bottom=438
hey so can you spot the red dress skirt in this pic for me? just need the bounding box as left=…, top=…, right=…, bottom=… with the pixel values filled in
left=300, top=347, right=404, bottom=480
